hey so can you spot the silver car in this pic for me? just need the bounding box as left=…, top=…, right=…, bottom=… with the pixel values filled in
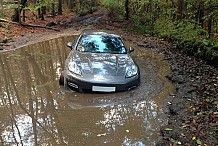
left=59, top=29, right=140, bottom=92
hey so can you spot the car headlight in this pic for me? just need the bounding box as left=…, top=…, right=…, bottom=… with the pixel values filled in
left=126, top=65, right=138, bottom=78
left=68, top=62, right=82, bottom=75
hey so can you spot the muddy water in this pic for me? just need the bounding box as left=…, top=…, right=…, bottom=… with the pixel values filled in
left=0, top=35, right=175, bottom=146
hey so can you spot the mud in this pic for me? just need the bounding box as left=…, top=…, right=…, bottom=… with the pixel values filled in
left=126, top=34, right=218, bottom=145
left=0, top=34, right=175, bottom=145
left=156, top=48, right=218, bottom=146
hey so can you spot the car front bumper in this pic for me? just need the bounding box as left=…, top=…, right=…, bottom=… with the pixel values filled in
left=64, top=74, right=140, bottom=92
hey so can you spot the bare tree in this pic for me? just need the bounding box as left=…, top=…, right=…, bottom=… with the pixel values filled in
left=177, top=0, right=184, bottom=20
left=125, top=0, right=129, bottom=20
left=58, top=0, right=62, bottom=15
left=11, top=0, right=27, bottom=22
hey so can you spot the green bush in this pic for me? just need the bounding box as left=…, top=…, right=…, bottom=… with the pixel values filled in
left=152, top=17, right=218, bottom=64
left=100, top=0, right=124, bottom=20
left=154, top=18, right=176, bottom=39
left=129, top=15, right=150, bottom=33
left=154, top=18, right=205, bottom=42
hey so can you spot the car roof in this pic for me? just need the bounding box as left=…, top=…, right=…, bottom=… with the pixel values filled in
left=81, top=29, right=120, bottom=37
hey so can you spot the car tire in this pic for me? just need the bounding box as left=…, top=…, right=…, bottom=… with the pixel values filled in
left=59, top=74, right=64, bottom=86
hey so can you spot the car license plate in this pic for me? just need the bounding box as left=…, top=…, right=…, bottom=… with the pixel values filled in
left=92, top=86, right=116, bottom=92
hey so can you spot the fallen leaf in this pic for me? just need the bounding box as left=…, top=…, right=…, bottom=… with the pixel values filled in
left=176, top=141, right=182, bottom=145
left=192, top=119, right=196, bottom=124
left=196, top=139, right=202, bottom=145
left=192, top=136, right=196, bottom=140
left=165, top=128, right=173, bottom=131
left=97, top=133, right=107, bottom=137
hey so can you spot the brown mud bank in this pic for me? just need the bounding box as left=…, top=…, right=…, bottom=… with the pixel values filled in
left=1, top=8, right=217, bottom=145
left=121, top=34, right=218, bottom=145
left=156, top=48, right=218, bottom=146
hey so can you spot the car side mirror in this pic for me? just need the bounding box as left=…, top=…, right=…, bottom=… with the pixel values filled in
left=67, top=42, right=73, bottom=49
left=129, top=47, right=134, bottom=53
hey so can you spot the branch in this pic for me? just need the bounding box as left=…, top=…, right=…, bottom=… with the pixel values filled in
left=0, top=18, right=60, bottom=31
left=21, top=22, right=60, bottom=31
left=0, top=18, right=18, bottom=24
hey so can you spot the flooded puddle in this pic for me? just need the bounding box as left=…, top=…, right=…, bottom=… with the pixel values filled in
left=0, top=35, right=175, bottom=145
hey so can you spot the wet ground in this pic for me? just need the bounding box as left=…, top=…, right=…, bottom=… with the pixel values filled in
left=0, top=35, right=175, bottom=145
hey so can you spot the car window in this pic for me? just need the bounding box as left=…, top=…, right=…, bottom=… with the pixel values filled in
left=76, top=34, right=127, bottom=54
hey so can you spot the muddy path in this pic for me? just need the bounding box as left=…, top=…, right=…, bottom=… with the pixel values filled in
left=0, top=34, right=175, bottom=145
left=0, top=8, right=217, bottom=145
left=0, top=8, right=108, bottom=52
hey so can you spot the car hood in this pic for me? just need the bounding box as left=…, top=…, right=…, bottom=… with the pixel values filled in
left=70, top=51, right=135, bottom=77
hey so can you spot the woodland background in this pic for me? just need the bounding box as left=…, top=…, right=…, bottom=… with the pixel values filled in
left=0, top=0, right=218, bottom=63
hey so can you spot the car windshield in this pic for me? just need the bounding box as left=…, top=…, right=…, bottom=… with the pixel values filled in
left=76, top=34, right=127, bottom=54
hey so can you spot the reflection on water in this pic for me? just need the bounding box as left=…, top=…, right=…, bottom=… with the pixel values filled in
left=0, top=35, right=175, bottom=146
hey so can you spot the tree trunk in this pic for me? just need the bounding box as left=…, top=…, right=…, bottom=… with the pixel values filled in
left=21, top=0, right=27, bottom=7
left=22, top=9, right=25, bottom=22
left=125, top=0, right=129, bottom=20
left=177, top=0, right=184, bottom=20
left=38, top=8, right=41, bottom=19
left=11, top=1, right=20, bottom=22
left=68, top=0, right=75, bottom=10
left=51, top=2, right=55, bottom=16
left=89, top=0, right=94, bottom=14
left=207, top=0, right=213, bottom=39
left=11, top=0, right=27, bottom=22
left=58, top=0, right=62, bottom=15
left=11, top=8, right=20, bottom=22
left=37, top=0, right=41, bottom=19
left=41, top=9, right=44, bottom=20
left=207, top=11, right=212, bottom=38
left=199, top=0, right=204, bottom=28
left=41, top=5, right=46, bottom=20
